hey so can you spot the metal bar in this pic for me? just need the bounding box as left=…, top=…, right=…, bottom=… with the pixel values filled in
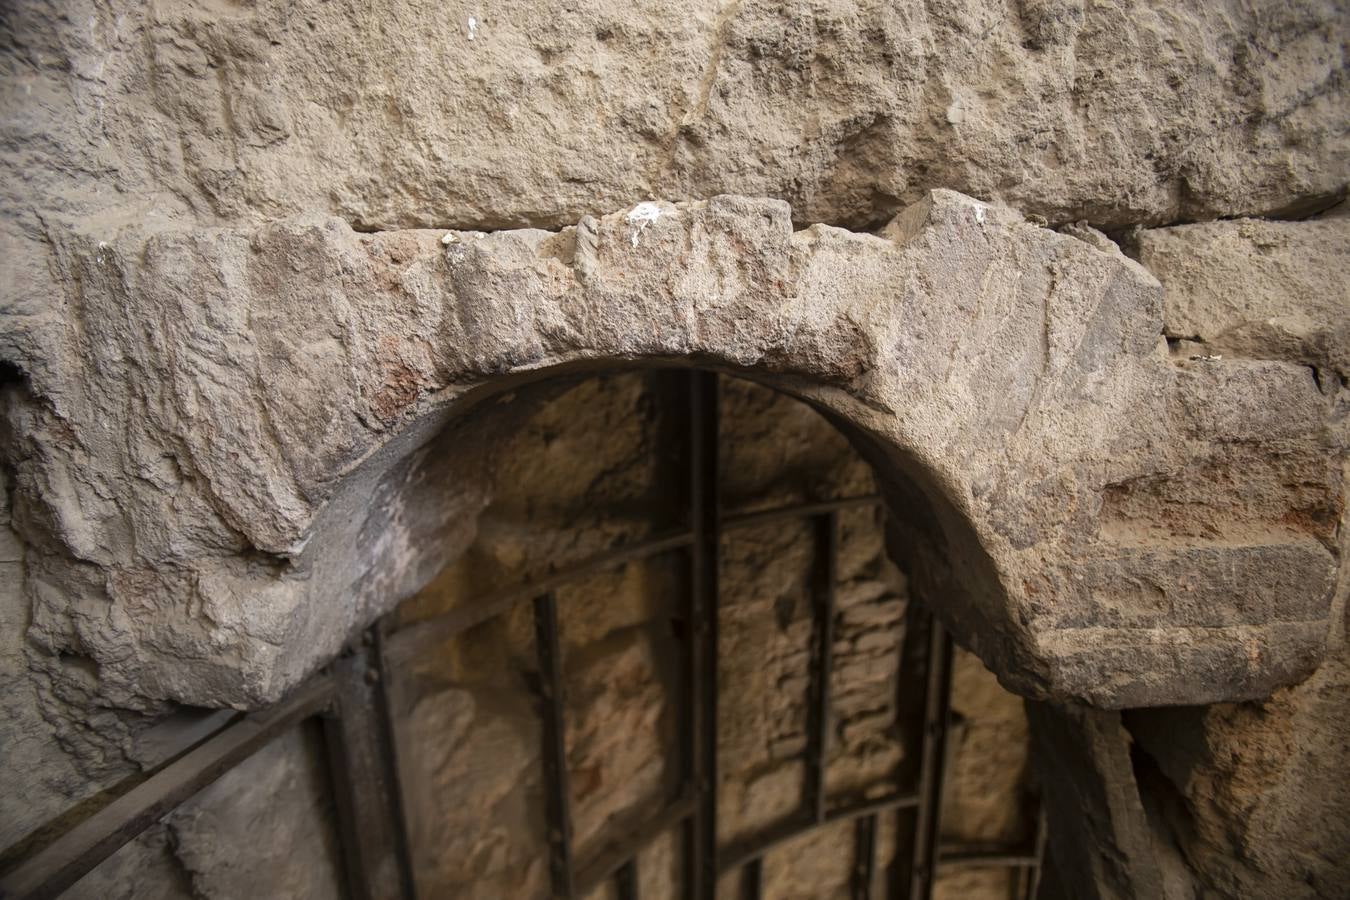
left=936, top=851, right=1039, bottom=870
left=1, top=676, right=334, bottom=900
left=615, top=858, right=639, bottom=900
left=721, top=494, right=881, bottom=532
left=574, top=791, right=698, bottom=894
left=687, top=370, right=720, bottom=900
left=384, top=496, right=881, bottom=669
left=371, top=621, right=420, bottom=900
left=1025, top=805, right=1049, bottom=900
left=741, top=858, right=763, bottom=900
left=885, top=601, right=932, bottom=899
left=908, top=622, right=954, bottom=900
left=324, top=630, right=417, bottom=900
left=718, top=791, right=919, bottom=875
left=534, top=592, right=576, bottom=900
left=853, top=814, right=878, bottom=900
left=804, top=510, right=839, bottom=824
left=384, top=530, right=694, bottom=666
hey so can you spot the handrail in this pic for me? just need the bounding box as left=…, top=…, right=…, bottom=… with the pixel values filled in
left=722, top=494, right=882, bottom=531
left=1, top=676, right=335, bottom=900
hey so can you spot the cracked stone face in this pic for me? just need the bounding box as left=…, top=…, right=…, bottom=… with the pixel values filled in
left=2, top=4, right=1349, bottom=897
left=2, top=189, right=1342, bottom=713
left=1, top=0, right=1344, bottom=236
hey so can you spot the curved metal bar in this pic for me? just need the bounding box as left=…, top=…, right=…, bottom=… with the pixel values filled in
left=383, top=493, right=883, bottom=669
left=574, top=791, right=698, bottom=895
left=721, top=495, right=882, bottom=532
left=936, top=850, right=1040, bottom=870
left=717, top=791, right=919, bottom=876
left=383, top=529, right=695, bottom=666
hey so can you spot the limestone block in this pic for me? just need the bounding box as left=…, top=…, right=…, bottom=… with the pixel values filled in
left=1139, top=215, right=1350, bottom=377
left=0, top=0, right=1344, bottom=242
left=1125, top=639, right=1350, bottom=899
left=0, top=192, right=1340, bottom=713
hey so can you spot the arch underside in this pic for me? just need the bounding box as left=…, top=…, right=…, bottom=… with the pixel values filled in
left=8, top=190, right=1340, bottom=711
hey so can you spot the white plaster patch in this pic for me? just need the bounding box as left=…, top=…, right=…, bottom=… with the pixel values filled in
left=626, top=201, right=664, bottom=247
left=467, top=17, right=478, bottom=40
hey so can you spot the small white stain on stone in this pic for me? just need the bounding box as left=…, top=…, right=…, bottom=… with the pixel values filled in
left=467, top=17, right=478, bottom=40
left=441, top=232, right=459, bottom=245
left=945, top=100, right=965, bottom=125
left=974, top=205, right=986, bottom=225
left=626, top=201, right=663, bottom=247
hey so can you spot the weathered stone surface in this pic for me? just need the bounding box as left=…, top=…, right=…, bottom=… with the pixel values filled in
left=1125, top=638, right=1350, bottom=900
left=59, top=726, right=342, bottom=900
left=3, top=3, right=1346, bottom=897
left=1139, top=212, right=1350, bottom=377
left=940, top=649, right=1035, bottom=846
left=1026, top=702, right=1166, bottom=900
left=402, top=684, right=548, bottom=899
left=1, top=190, right=1341, bottom=718
left=61, top=825, right=194, bottom=900
left=1, top=0, right=1344, bottom=243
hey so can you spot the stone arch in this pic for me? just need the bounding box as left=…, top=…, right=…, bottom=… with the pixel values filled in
left=8, top=192, right=1338, bottom=712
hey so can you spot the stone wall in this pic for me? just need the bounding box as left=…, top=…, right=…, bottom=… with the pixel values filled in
left=1, top=1, right=1347, bottom=897
left=392, top=372, right=1040, bottom=899
left=1, top=0, right=1343, bottom=239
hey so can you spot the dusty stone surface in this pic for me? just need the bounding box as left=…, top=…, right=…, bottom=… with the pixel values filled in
left=1, top=190, right=1341, bottom=733
left=0, top=466, right=94, bottom=856
left=1125, top=638, right=1350, bottom=900
left=1139, top=212, right=1350, bottom=378
left=59, top=825, right=193, bottom=900
left=940, top=649, right=1036, bottom=846
left=2, top=3, right=1347, bottom=897
left=401, top=683, right=549, bottom=899
left=1026, top=702, right=1165, bottom=900
left=1, top=0, right=1344, bottom=244
left=59, top=726, right=342, bottom=900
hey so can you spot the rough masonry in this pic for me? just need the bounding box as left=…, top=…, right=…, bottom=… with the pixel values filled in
left=1, top=1, right=1347, bottom=897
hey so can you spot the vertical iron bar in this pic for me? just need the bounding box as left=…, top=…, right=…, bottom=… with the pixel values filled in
left=323, top=625, right=417, bottom=900
left=373, top=620, right=420, bottom=900
left=678, top=373, right=698, bottom=900
left=615, top=857, right=639, bottom=900
left=886, top=601, right=930, bottom=899
left=805, top=510, right=839, bottom=824
left=852, top=814, right=878, bottom=900
left=908, top=621, right=953, bottom=900
left=687, top=369, right=721, bottom=900
left=1025, top=804, right=1049, bottom=900
left=741, top=858, right=764, bottom=900
left=534, top=592, right=576, bottom=900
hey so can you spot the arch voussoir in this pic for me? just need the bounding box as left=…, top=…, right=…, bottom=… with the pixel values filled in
left=6, top=191, right=1339, bottom=709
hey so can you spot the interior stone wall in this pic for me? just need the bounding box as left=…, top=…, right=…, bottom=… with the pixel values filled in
left=391, top=371, right=1039, bottom=900
left=1, top=1, right=1347, bottom=898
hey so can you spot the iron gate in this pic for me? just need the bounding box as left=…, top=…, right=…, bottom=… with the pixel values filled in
left=2, top=371, right=1047, bottom=900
